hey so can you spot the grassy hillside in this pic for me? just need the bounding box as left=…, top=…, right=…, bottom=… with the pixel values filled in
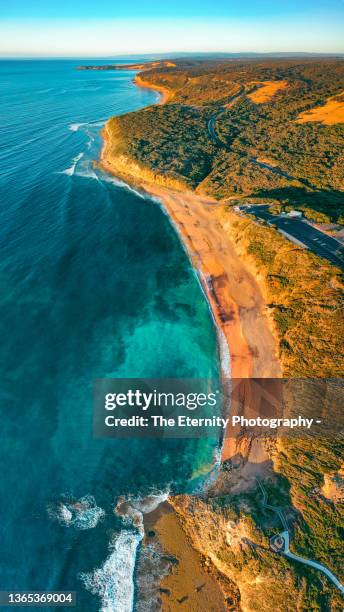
left=223, top=210, right=344, bottom=376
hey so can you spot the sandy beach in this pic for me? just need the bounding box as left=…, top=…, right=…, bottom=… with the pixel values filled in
left=139, top=185, right=282, bottom=461
left=135, top=75, right=172, bottom=105
left=143, top=502, right=230, bottom=611
left=100, top=74, right=280, bottom=385
left=100, top=150, right=281, bottom=461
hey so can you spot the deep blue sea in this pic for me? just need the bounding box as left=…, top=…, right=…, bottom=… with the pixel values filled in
left=0, top=59, right=220, bottom=610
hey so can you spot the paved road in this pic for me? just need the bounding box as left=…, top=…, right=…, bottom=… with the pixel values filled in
left=207, top=86, right=245, bottom=147
left=242, top=205, right=344, bottom=270
left=248, top=157, right=297, bottom=182
left=208, top=112, right=225, bottom=146
left=207, top=96, right=343, bottom=270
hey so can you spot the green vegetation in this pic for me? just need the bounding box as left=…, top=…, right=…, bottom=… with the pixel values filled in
left=107, top=104, right=216, bottom=188
left=224, top=210, right=344, bottom=376
left=263, top=187, right=344, bottom=223
left=213, top=63, right=344, bottom=194
left=108, top=58, right=344, bottom=221
left=174, top=488, right=342, bottom=611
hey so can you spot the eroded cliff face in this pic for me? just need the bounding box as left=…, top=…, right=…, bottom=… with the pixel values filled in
left=100, top=123, right=188, bottom=192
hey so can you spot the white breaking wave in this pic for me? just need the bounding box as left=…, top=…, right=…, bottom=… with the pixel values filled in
left=101, top=174, right=146, bottom=199
left=200, top=445, right=223, bottom=492
left=198, top=270, right=231, bottom=378
left=153, top=192, right=231, bottom=378
left=135, top=541, right=172, bottom=612
left=78, top=491, right=169, bottom=612
left=70, top=166, right=149, bottom=201
left=68, top=122, right=87, bottom=132
left=90, top=121, right=107, bottom=127
left=115, top=491, right=170, bottom=538
left=68, top=120, right=106, bottom=132
left=74, top=169, right=99, bottom=181
left=47, top=494, right=105, bottom=530
left=217, top=326, right=231, bottom=378
left=59, top=152, right=84, bottom=176
left=80, top=530, right=143, bottom=612
left=127, top=492, right=170, bottom=515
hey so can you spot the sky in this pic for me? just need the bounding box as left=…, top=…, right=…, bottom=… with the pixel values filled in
left=1, top=0, right=343, bottom=56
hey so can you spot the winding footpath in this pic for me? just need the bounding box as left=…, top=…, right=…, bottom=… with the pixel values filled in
left=258, top=480, right=344, bottom=596
left=280, top=530, right=344, bottom=595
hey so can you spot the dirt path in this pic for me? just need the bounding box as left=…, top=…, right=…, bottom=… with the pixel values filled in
left=206, top=86, right=317, bottom=189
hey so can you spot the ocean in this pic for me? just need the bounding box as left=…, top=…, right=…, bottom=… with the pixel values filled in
left=0, top=59, right=220, bottom=610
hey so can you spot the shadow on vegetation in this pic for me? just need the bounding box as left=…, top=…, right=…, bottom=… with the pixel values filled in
left=252, top=187, right=344, bottom=223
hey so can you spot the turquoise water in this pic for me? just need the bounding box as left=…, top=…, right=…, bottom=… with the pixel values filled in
left=0, top=59, right=220, bottom=609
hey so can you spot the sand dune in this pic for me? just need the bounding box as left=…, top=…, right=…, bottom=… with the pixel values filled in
left=248, top=80, right=288, bottom=103
left=296, top=91, right=344, bottom=125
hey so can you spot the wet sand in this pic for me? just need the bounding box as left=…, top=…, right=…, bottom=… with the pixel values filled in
left=143, top=502, right=228, bottom=611
left=142, top=185, right=282, bottom=460
left=101, top=66, right=281, bottom=412
left=147, top=186, right=280, bottom=376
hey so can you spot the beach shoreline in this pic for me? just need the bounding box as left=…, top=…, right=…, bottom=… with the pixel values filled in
left=99, top=159, right=282, bottom=464
left=99, top=74, right=282, bottom=608
left=99, top=89, right=282, bottom=460
left=142, top=501, right=231, bottom=610
left=134, top=75, right=172, bottom=105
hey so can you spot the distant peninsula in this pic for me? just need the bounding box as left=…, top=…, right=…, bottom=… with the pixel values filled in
left=77, top=60, right=176, bottom=71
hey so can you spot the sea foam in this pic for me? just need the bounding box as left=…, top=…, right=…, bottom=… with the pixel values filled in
left=68, top=123, right=86, bottom=132
left=80, top=530, right=143, bottom=612
left=60, top=152, right=84, bottom=176
left=100, top=174, right=146, bottom=199
left=68, top=120, right=106, bottom=132
left=80, top=491, right=170, bottom=611
left=47, top=494, right=105, bottom=530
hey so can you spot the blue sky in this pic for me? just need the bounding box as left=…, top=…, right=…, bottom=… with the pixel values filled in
left=1, top=0, right=343, bottom=56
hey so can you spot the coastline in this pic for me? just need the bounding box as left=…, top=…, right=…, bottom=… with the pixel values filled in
left=143, top=501, right=231, bottom=610
left=99, top=74, right=282, bottom=608
left=99, top=87, right=282, bottom=461
left=134, top=75, right=172, bottom=105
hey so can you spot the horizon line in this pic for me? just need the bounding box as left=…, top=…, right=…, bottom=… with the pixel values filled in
left=1, top=50, right=344, bottom=59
